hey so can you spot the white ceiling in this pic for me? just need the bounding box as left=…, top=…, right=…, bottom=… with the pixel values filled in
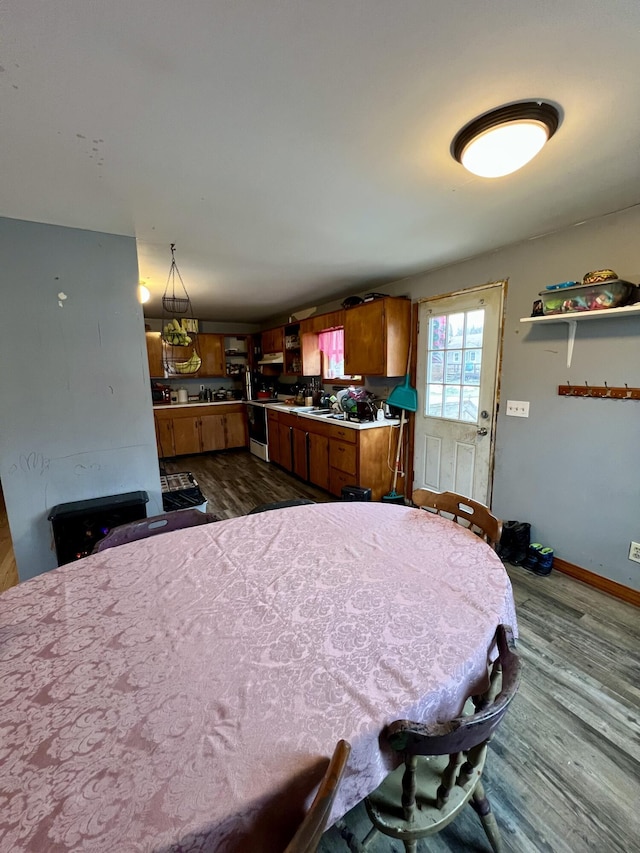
left=2, top=1, right=640, bottom=323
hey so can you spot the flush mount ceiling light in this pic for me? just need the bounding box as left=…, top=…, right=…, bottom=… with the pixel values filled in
left=452, top=101, right=560, bottom=178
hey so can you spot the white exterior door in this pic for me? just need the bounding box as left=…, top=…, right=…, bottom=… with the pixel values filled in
left=413, top=282, right=504, bottom=505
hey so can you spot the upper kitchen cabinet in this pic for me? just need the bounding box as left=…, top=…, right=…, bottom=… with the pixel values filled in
left=344, top=297, right=411, bottom=376
left=300, top=309, right=345, bottom=335
left=198, top=334, right=225, bottom=377
left=261, top=327, right=284, bottom=355
left=146, top=332, right=164, bottom=378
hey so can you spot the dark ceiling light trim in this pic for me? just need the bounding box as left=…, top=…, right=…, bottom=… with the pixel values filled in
left=451, top=101, right=561, bottom=178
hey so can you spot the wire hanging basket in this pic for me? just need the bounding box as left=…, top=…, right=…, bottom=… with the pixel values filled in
left=161, top=244, right=201, bottom=376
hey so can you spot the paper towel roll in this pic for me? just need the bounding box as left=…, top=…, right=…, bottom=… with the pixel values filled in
left=177, top=388, right=188, bottom=404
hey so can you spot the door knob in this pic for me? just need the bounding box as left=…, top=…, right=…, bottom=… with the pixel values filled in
left=477, top=427, right=488, bottom=436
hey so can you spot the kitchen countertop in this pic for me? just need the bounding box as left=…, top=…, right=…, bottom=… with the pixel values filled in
left=263, top=402, right=400, bottom=430
left=152, top=400, right=400, bottom=429
left=153, top=400, right=244, bottom=409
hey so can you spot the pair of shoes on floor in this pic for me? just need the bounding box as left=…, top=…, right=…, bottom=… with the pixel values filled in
left=522, top=543, right=554, bottom=575
left=497, top=520, right=531, bottom=566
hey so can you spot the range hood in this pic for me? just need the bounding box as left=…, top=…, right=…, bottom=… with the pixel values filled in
left=258, top=351, right=284, bottom=365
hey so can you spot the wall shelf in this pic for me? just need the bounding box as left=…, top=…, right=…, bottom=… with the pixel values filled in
left=520, top=303, right=640, bottom=367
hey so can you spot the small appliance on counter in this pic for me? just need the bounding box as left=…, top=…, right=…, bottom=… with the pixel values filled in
left=151, top=382, right=171, bottom=404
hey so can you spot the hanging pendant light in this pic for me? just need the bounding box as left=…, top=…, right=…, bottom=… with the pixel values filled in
left=451, top=101, right=560, bottom=178
left=161, top=244, right=201, bottom=376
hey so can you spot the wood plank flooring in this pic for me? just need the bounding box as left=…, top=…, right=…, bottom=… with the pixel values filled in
left=168, top=450, right=640, bottom=853
left=162, top=448, right=333, bottom=518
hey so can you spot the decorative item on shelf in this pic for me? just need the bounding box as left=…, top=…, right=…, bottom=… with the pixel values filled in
left=161, top=243, right=200, bottom=376
left=538, top=279, right=635, bottom=315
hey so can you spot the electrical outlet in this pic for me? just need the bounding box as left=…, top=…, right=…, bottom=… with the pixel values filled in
left=629, top=542, right=640, bottom=564
left=506, top=400, right=530, bottom=417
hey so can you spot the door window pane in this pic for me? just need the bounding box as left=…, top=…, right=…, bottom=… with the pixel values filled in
left=463, top=349, right=482, bottom=384
left=446, top=313, right=464, bottom=349
left=424, top=307, right=485, bottom=423
left=428, top=352, right=443, bottom=383
left=465, top=310, right=484, bottom=348
left=445, top=350, right=462, bottom=384
left=426, top=384, right=443, bottom=417
left=444, top=385, right=461, bottom=419
left=430, top=316, right=447, bottom=350
left=461, top=386, right=480, bottom=422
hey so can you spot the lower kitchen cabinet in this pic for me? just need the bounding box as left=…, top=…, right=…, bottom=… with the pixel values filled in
left=267, top=411, right=281, bottom=466
left=267, top=409, right=395, bottom=500
left=308, top=433, right=329, bottom=491
left=154, top=404, right=247, bottom=458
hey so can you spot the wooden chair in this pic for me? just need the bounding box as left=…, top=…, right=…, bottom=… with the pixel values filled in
left=412, top=488, right=503, bottom=550
left=354, top=625, right=521, bottom=853
left=92, top=508, right=219, bottom=553
left=284, top=739, right=351, bottom=853
left=248, top=498, right=316, bottom=515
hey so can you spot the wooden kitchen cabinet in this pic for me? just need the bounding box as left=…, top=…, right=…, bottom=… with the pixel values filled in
left=267, top=409, right=395, bottom=500
left=154, top=404, right=247, bottom=458
left=224, top=411, right=248, bottom=448
left=198, top=333, right=225, bottom=377
left=293, top=425, right=309, bottom=480
left=200, top=413, right=227, bottom=451
left=344, top=296, right=411, bottom=377
left=146, top=332, right=164, bottom=378
left=172, top=415, right=202, bottom=455
left=300, top=310, right=345, bottom=335
left=308, top=432, right=329, bottom=491
left=267, top=411, right=281, bottom=466
left=261, top=327, right=284, bottom=354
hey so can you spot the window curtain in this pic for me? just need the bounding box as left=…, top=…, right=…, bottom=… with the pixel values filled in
left=318, top=329, right=344, bottom=379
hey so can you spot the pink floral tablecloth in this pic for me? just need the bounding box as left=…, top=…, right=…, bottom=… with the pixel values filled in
left=0, top=502, right=516, bottom=852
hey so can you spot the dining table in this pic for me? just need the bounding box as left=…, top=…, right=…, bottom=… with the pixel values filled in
left=0, top=501, right=517, bottom=853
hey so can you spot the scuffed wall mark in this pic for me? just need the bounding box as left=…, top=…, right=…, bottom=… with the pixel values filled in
left=58, top=291, right=67, bottom=308
left=544, top=349, right=559, bottom=354
left=76, top=133, right=86, bottom=139
left=7, top=464, right=18, bottom=475
left=97, top=323, right=102, bottom=346
left=0, top=66, right=5, bottom=72
left=19, top=453, right=50, bottom=476
left=74, top=463, right=101, bottom=476
left=108, top=386, right=114, bottom=394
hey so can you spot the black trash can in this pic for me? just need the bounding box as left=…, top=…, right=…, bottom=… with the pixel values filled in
left=341, top=485, right=372, bottom=501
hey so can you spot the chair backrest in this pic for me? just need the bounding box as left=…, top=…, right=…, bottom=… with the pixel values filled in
left=283, top=739, right=351, bottom=853
left=386, top=625, right=521, bottom=758
left=412, top=488, right=502, bottom=549
left=385, top=624, right=520, bottom=822
left=92, top=508, right=219, bottom=553
left=248, top=498, right=316, bottom=515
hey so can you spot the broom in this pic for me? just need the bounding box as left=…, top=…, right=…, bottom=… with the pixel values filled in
left=382, top=337, right=417, bottom=504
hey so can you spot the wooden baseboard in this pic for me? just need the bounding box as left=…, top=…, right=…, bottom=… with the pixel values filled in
left=553, top=557, right=640, bottom=608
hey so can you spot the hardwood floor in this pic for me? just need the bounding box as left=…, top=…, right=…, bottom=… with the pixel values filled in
left=162, top=448, right=333, bottom=518
left=0, top=485, right=19, bottom=593
left=169, top=450, right=640, bottom=853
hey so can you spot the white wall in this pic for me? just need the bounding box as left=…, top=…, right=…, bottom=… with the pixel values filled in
left=383, top=206, right=640, bottom=590
left=0, top=217, right=162, bottom=581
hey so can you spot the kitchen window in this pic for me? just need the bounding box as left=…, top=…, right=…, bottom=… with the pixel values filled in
left=318, top=328, right=361, bottom=383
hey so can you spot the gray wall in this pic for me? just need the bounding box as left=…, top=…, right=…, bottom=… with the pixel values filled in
left=0, top=217, right=162, bottom=582
left=382, top=206, right=640, bottom=590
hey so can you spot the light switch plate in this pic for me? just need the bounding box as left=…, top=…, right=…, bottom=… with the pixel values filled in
left=506, top=400, right=530, bottom=417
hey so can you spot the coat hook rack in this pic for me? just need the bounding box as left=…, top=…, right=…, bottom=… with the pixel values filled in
left=558, top=383, right=640, bottom=400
